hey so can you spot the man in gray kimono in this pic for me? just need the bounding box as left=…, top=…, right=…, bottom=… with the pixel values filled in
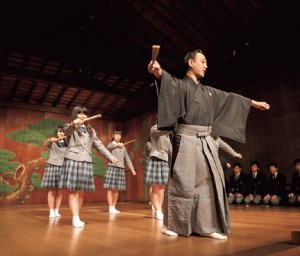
left=147, top=49, right=270, bottom=240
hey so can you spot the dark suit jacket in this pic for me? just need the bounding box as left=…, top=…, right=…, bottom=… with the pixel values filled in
left=246, top=172, right=267, bottom=196
left=228, top=172, right=247, bottom=195
left=290, top=171, right=300, bottom=194
left=266, top=172, right=286, bottom=198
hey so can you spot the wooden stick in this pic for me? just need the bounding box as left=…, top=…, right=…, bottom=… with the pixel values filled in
left=40, top=136, right=66, bottom=146
left=152, top=45, right=160, bottom=61
left=84, top=114, right=102, bottom=122
left=123, top=139, right=135, bottom=146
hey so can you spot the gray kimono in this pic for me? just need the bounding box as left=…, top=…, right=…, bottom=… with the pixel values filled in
left=157, top=70, right=251, bottom=236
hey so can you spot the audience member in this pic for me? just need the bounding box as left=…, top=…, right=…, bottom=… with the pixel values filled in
left=287, top=158, right=300, bottom=206
left=263, top=162, right=286, bottom=206
left=228, top=163, right=247, bottom=204
left=244, top=161, right=267, bottom=205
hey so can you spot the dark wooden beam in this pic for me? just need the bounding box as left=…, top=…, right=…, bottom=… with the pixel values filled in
left=39, top=84, right=52, bottom=105
left=0, top=65, right=143, bottom=99
left=53, top=86, right=68, bottom=107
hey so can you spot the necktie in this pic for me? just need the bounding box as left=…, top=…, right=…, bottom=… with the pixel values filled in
left=79, top=126, right=87, bottom=133
left=57, top=140, right=64, bottom=147
left=235, top=175, right=238, bottom=180
left=253, top=174, right=256, bottom=179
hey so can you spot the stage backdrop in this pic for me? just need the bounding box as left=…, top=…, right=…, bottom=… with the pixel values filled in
left=0, top=107, right=156, bottom=205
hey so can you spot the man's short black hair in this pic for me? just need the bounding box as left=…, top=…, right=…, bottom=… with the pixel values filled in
left=268, top=162, right=278, bottom=169
left=233, top=162, right=242, bottom=168
left=250, top=161, right=260, bottom=168
left=293, top=158, right=300, bottom=166
left=183, top=49, right=203, bottom=66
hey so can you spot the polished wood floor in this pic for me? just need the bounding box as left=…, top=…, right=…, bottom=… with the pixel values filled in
left=1, top=202, right=300, bottom=256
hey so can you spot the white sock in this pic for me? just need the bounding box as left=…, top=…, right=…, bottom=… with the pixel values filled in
left=155, top=209, right=163, bottom=220
left=109, top=206, right=120, bottom=213
left=54, top=208, right=61, bottom=217
left=73, top=215, right=80, bottom=222
left=49, top=209, right=55, bottom=217
left=156, top=209, right=162, bottom=215
left=72, top=215, right=84, bottom=228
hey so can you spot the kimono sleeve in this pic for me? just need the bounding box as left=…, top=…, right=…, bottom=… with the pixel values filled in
left=210, top=87, right=252, bottom=143
left=157, top=70, right=180, bottom=131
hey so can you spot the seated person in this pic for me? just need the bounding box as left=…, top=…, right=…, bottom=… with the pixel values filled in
left=228, top=163, right=247, bottom=204
left=244, top=161, right=267, bottom=205
left=213, top=136, right=242, bottom=196
left=287, top=158, right=300, bottom=205
left=263, top=162, right=286, bottom=206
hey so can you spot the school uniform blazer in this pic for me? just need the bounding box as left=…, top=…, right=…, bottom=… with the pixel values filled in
left=266, top=172, right=286, bottom=198
left=149, top=124, right=172, bottom=163
left=290, top=171, right=300, bottom=194
left=145, top=141, right=152, bottom=156
left=246, top=172, right=267, bottom=196
left=63, top=123, right=114, bottom=163
left=213, top=136, right=237, bottom=157
left=45, top=139, right=66, bottom=166
left=107, top=141, right=135, bottom=173
left=228, top=172, right=247, bottom=195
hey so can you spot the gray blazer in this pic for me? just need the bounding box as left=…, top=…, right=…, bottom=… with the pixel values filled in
left=149, top=124, right=172, bottom=162
left=63, top=123, right=114, bottom=163
left=213, top=136, right=237, bottom=157
left=45, top=138, right=67, bottom=166
left=107, top=141, right=135, bottom=173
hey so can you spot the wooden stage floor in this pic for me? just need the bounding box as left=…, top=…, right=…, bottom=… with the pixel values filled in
left=1, top=202, right=300, bottom=256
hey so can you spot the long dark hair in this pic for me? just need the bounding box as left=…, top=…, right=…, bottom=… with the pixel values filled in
left=71, top=105, right=92, bottom=137
left=42, top=126, right=67, bottom=147
left=53, top=125, right=64, bottom=138
left=53, top=125, right=68, bottom=146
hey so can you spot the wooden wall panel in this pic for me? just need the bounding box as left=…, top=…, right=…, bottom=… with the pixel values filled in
left=222, top=68, right=300, bottom=183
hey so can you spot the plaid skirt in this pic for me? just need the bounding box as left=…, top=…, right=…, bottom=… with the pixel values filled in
left=103, top=166, right=126, bottom=190
left=144, top=156, right=170, bottom=184
left=58, top=159, right=95, bottom=192
left=41, top=164, right=63, bottom=188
